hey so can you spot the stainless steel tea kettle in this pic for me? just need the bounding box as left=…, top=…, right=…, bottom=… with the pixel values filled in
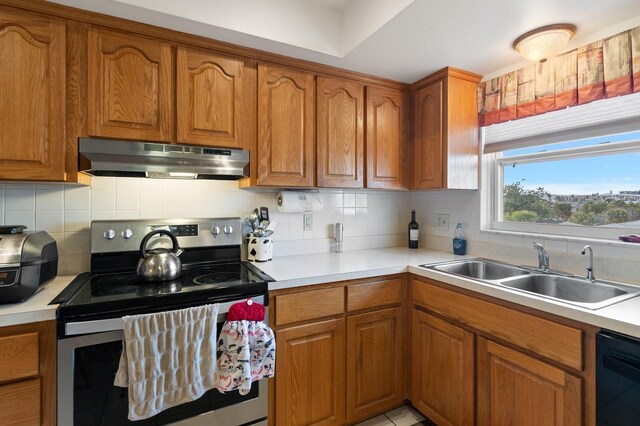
left=136, top=229, right=184, bottom=281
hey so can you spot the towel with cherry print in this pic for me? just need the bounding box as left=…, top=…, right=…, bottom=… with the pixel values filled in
left=214, top=299, right=275, bottom=395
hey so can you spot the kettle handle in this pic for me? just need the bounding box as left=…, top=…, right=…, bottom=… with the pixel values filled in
left=139, top=229, right=181, bottom=258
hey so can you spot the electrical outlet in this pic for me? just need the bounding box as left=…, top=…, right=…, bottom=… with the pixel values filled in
left=437, top=213, right=449, bottom=231
left=303, top=213, right=313, bottom=231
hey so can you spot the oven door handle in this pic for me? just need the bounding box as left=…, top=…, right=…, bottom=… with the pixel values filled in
left=64, top=295, right=266, bottom=336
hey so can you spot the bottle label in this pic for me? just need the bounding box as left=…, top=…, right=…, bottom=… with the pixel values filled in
left=410, top=230, right=419, bottom=240
left=453, top=238, right=467, bottom=255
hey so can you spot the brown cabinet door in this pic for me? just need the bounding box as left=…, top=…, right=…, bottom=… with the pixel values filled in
left=0, top=378, right=41, bottom=425
left=88, top=27, right=172, bottom=141
left=317, top=76, right=364, bottom=188
left=413, top=80, right=443, bottom=189
left=258, top=64, right=315, bottom=187
left=176, top=47, right=248, bottom=148
left=477, top=338, right=582, bottom=426
left=347, top=307, right=403, bottom=423
left=0, top=8, right=65, bottom=181
left=412, top=309, right=474, bottom=426
left=275, top=318, right=345, bottom=426
left=366, top=86, right=406, bottom=189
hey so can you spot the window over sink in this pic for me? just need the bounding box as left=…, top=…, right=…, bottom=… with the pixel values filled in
left=481, top=92, right=640, bottom=241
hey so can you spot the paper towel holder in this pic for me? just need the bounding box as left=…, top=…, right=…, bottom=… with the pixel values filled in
left=277, top=190, right=322, bottom=212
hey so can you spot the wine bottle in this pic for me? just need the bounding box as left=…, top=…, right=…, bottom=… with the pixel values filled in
left=453, top=223, right=467, bottom=255
left=408, top=210, right=419, bottom=249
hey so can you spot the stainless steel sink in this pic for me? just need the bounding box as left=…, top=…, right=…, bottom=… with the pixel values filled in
left=428, top=259, right=530, bottom=281
left=421, top=258, right=640, bottom=310
left=500, top=274, right=640, bottom=309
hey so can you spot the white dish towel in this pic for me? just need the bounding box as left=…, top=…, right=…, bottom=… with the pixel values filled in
left=114, top=303, right=220, bottom=421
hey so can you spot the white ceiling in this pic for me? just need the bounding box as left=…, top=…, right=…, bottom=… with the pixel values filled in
left=48, top=0, right=640, bottom=83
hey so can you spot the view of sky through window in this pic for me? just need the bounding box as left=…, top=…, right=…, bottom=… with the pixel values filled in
left=499, top=131, right=640, bottom=226
left=503, top=131, right=640, bottom=195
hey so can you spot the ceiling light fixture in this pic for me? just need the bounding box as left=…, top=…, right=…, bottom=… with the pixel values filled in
left=513, top=24, right=576, bottom=63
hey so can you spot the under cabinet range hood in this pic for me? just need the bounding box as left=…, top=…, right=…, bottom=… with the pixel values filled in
left=78, top=138, right=250, bottom=180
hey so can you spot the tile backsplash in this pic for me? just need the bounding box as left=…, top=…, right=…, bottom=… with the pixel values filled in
left=0, top=178, right=410, bottom=275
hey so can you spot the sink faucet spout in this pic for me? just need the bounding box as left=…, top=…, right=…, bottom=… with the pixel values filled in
left=533, top=241, right=550, bottom=272
left=582, top=245, right=595, bottom=283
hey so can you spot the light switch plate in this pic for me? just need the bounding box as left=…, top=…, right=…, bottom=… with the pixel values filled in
left=437, top=213, right=449, bottom=231
left=303, top=213, right=313, bottom=231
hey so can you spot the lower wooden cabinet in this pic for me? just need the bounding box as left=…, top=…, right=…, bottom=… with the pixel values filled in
left=411, top=309, right=474, bottom=426
left=271, top=276, right=407, bottom=426
left=347, top=307, right=404, bottom=423
left=477, top=338, right=582, bottom=426
left=275, top=318, right=346, bottom=426
left=410, top=277, right=594, bottom=426
left=0, top=320, right=56, bottom=426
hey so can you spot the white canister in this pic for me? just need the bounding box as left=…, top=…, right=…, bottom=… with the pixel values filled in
left=247, top=236, right=273, bottom=262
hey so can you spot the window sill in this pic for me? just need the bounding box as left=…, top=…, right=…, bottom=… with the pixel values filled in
left=479, top=227, right=640, bottom=251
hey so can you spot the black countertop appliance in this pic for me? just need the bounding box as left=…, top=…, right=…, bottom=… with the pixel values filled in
left=0, top=225, right=58, bottom=303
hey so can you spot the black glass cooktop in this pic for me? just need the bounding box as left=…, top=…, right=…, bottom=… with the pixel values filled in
left=53, top=262, right=271, bottom=321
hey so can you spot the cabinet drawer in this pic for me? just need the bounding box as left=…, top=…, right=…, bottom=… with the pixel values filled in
left=0, top=378, right=41, bottom=425
left=412, top=278, right=583, bottom=371
left=347, top=278, right=403, bottom=312
left=0, top=332, right=38, bottom=383
left=275, top=287, right=344, bottom=326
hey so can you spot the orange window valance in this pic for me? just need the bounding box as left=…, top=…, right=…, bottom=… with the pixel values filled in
left=478, top=26, right=640, bottom=127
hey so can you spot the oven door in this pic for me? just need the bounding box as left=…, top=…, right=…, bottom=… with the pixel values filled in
left=58, top=298, right=268, bottom=426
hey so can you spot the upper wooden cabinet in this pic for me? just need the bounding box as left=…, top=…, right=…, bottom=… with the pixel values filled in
left=366, top=86, right=407, bottom=190
left=412, top=67, right=482, bottom=190
left=257, top=64, right=315, bottom=187
left=176, top=47, right=248, bottom=148
left=88, top=27, right=172, bottom=141
left=0, top=8, right=65, bottom=181
left=316, top=76, right=364, bottom=188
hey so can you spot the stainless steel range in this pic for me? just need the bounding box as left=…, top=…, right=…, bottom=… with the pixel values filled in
left=52, top=218, right=272, bottom=426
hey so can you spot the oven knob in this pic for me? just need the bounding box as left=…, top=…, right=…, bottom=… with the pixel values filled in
left=103, top=229, right=116, bottom=240
left=223, top=225, right=233, bottom=235
left=211, top=225, right=221, bottom=236
left=121, top=228, right=133, bottom=239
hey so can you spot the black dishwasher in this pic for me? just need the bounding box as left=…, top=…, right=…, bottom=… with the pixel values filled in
left=597, top=330, right=640, bottom=425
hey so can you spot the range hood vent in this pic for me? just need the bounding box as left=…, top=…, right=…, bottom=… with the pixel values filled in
left=78, top=138, right=250, bottom=180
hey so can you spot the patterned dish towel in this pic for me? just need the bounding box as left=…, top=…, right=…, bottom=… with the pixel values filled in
left=214, top=300, right=276, bottom=395
left=114, top=303, right=220, bottom=421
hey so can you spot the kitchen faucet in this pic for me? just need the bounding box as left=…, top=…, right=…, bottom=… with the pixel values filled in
left=533, top=241, right=549, bottom=272
left=582, top=245, right=595, bottom=282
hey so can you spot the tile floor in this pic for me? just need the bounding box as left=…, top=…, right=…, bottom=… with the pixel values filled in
left=354, top=406, right=435, bottom=426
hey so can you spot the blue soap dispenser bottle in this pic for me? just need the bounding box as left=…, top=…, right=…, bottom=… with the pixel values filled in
left=453, top=223, right=467, bottom=255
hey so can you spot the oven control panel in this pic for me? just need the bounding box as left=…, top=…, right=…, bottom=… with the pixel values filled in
left=91, top=218, right=241, bottom=254
left=147, top=224, right=199, bottom=237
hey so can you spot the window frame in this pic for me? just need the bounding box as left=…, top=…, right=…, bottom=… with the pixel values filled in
left=483, top=134, right=640, bottom=241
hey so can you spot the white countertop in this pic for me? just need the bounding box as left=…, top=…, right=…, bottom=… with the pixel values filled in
left=258, top=247, right=640, bottom=339
left=0, top=275, right=74, bottom=327
left=259, top=247, right=461, bottom=290
left=3, top=247, right=640, bottom=340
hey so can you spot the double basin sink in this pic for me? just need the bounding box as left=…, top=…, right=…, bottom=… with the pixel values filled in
left=421, top=259, right=640, bottom=310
